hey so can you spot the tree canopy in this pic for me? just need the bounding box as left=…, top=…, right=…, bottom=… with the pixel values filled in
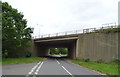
left=50, top=48, right=68, bottom=55
left=2, top=2, right=33, bottom=58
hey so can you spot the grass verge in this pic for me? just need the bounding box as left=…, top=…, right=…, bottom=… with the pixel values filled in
left=2, top=57, right=45, bottom=65
left=50, top=54, right=68, bottom=57
left=71, top=59, right=119, bottom=75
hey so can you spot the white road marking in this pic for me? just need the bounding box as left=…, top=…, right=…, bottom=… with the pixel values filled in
left=62, top=66, right=74, bottom=77
left=35, top=61, right=44, bottom=75
left=28, top=61, right=41, bottom=75
left=56, top=59, right=60, bottom=64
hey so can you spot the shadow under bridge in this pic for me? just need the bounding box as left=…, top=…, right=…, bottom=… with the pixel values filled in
left=33, top=37, right=78, bottom=59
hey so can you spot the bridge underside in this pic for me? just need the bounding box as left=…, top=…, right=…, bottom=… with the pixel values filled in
left=34, top=39, right=77, bottom=59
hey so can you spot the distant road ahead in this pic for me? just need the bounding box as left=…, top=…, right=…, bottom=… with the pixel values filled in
left=2, top=57, right=101, bottom=77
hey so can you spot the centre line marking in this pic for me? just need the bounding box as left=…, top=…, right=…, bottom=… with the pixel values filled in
left=35, top=61, right=44, bottom=75
left=62, top=66, right=74, bottom=77
left=56, top=59, right=60, bottom=64
left=28, top=61, right=41, bottom=75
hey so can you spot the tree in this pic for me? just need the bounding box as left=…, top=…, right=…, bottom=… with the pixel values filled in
left=59, top=48, right=68, bottom=54
left=50, top=48, right=68, bottom=55
left=50, top=48, right=55, bottom=55
left=2, top=2, right=33, bottom=58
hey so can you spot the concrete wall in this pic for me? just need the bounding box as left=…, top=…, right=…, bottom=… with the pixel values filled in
left=68, top=41, right=76, bottom=59
left=76, top=32, right=119, bottom=62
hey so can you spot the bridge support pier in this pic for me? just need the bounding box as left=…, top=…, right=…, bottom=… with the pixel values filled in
left=68, top=41, right=76, bottom=59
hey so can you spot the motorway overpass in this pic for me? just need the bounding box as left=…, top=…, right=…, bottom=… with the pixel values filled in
left=33, top=34, right=78, bottom=59
left=30, top=26, right=119, bottom=62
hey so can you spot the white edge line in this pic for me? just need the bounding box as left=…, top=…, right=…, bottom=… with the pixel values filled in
left=62, top=66, right=72, bottom=76
left=56, top=59, right=60, bottom=64
left=28, top=61, right=41, bottom=74
left=35, top=61, right=44, bottom=75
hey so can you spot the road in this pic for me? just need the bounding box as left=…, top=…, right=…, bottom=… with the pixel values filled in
left=2, top=57, right=102, bottom=77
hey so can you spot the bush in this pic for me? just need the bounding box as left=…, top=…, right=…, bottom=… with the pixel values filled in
left=84, top=58, right=90, bottom=62
left=2, top=50, right=8, bottom=58
left=95, top=28, right=120, bottom=33
left=96, top=59, right=104, bottom=63
left=111, top=59, right=120, bottom=64
left=25, top=51, right=31, bottom=57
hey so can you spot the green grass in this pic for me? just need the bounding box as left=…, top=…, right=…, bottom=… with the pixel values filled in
left=61, top=54, right=68, bottom=56
left=71, top=59, right=119, bottom=75
left=95, top=28, right=120, bottom=33
left=2, top=57, right=45, bottom=65
left=50, top=54, right=68, bottom=57
left=50, top=54, right=57, bottom=56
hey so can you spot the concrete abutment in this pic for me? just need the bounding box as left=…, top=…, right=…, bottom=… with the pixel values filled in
left=76, top=32, right=119, bottom=62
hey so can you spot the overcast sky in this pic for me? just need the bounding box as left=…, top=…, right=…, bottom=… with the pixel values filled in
left=2, top=0, right=119, bottom=37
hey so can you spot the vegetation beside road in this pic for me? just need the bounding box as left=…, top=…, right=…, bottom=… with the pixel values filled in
left=2, top=57, right=45, bottom=65
left=49, top=48, right=68, bottom=57
left=2, top=2, right=33, bottom=58
left=50, top=54, right=67, bottom=57
left=71, top=59, right=119, bottom=76
left=50, top=48, right=68, bottom=55
left=95, top=27, right=120, bottom=33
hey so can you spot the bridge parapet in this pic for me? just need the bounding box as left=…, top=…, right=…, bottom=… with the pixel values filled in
left=33, top=29, right=83, bottom=39
left=33, top=25, right=118, bottom=39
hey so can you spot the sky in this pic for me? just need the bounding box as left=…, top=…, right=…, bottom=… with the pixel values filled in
left=2, top=0, right=120, bottom=37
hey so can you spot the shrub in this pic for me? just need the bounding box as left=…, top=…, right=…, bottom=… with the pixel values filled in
left=25, top=51, right=31, bottom=57
left=2, top=50, right=8, bottom=58
left=111, top=59, right=120, bottom=64
left=96, top=59, right=104, bottom=63
left=95, top=28, right=120, bottom=33
left=84, top=58, right=90, bottom=62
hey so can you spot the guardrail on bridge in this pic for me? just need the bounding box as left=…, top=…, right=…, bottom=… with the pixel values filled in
left=33, top=25, right=118, bottom=39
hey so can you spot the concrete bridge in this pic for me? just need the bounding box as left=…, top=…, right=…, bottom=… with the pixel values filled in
left=33, top=34, right=78, bottom=59
left=31, top=26, right=119, bottom=62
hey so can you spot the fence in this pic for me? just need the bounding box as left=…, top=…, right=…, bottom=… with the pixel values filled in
left=33, top=25, right=118, bottom=39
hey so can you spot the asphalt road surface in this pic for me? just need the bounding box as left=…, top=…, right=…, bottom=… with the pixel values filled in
left=2, top=57, right=102, bottom=77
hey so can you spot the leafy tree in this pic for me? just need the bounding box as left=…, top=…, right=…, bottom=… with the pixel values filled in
left=59, top=48, right=68, bottom=54
left=55, top=48, right=60, bottom=54
left=0, top=1, right=1, bottom=59
left=2, top=2, right=33, bottom=58
left=50, top=48, right=68, bottom=55
left=50, top=48, right=56, bottom=55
